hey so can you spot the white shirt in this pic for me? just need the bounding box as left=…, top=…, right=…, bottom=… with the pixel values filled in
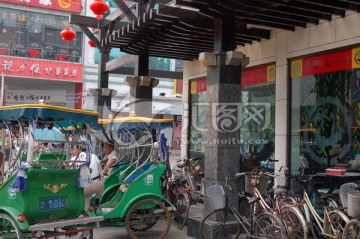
left=106, top=150, right=118, bottom=175
left=106, top=150, right=119, bottom=167
left=89, top=154, right=102, bottom=179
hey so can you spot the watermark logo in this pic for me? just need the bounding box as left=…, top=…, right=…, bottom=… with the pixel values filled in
left=243, top=103, right=271, bottom=131
left=213, top=103, right=242, bottom=133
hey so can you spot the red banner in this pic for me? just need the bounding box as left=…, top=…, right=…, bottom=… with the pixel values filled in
left=302, top=49, right=352, bottom=76
left=0, top=0, right=81, bottom=13
left=0, top=56, right=82, bottom=82
left=74, top=83, right=83, bottom=109
left=242, top=67, right=267, bottom=86
left=196, top=78, right=207, bottom=93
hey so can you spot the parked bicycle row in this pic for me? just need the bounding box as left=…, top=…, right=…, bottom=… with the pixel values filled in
left=196, top=162, right=360, bottom=239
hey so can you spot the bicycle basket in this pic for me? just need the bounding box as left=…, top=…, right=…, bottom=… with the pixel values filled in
left=206, top=185, right=226, bottom=210
left=339, top=183, right=357, bottom=208
left=245, top=174, right=270, bottom=195
left=348, top=191, right=360, bottom=218
left=290, top=177, right=314, bottom=196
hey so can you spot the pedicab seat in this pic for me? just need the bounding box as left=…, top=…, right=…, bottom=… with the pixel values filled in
left=125, top=162, right=157, bottom=185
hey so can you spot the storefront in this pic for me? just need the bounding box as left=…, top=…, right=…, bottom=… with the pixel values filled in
left=290, top=47, right=360, bottom=174
left=189, top=65, right=276, bottom=171
left=0, top=3, right=84, bottom=108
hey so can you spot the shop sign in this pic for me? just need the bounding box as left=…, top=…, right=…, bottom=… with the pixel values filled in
left=241, top=64, right=276, bottom=86
left=0, top=0, right=81, bottom=14
left=0, top=56, right=82, bottom=82
left=5, top=90, right=66, bottom=106
left=291, top=47, right=360, bottom=78
left=190, top=78, right=207, bottom=94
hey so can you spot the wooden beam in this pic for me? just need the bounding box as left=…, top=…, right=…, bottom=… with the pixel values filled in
left=79, top=25, right=101, bottom=48
left=69, top=14, right=127, bottom=30
left=108, top=66, right=184, bottom=79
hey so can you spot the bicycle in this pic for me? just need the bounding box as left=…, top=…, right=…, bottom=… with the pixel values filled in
left=200, top=174, right=288, bottom=239
left=238, top=168, right=308, bottom=239
left=291, top=174, right=350, bottom=238
left=164, top=157, right=204, bottom=229
left=342, top=182, right=360, bottom=239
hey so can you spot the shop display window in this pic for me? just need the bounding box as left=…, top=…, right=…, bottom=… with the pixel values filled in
left=189, top=78, right=206, bottom=159
left=0, top=8, right=83, bottom=63
left=290, top=47, right=360, bottom=174
left=240, top=65, right=276, bottom=172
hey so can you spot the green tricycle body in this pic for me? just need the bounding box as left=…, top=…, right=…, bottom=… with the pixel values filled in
left=92, top=116, right=174, bottom=238
left=0, top=103, right=103, bottom=238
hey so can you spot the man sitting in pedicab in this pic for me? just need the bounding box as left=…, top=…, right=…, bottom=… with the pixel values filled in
left=100, top=142, right=118, bottom=176
left=72, top=144, right=104, bottom=205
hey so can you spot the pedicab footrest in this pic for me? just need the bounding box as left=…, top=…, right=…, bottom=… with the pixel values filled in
left=29, top=216, right=104, bottom=231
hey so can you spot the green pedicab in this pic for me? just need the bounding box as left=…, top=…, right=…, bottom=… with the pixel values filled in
left=0, top=103, right=103, bottom=238
left=92, top=116, right=174, bottom=239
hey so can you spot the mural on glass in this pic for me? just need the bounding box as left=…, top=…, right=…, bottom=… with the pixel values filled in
left=290, top=47, right=360, bottom=174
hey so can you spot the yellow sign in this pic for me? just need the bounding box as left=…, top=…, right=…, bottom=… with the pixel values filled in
left=352, top=47, right=360, bottom=69
left=291, top=59, right=303, bottom=78
left=44, top=184, right=67, bottom=194
left=190, top=81, right=196, bottom=94
left=267, top=64, right=276, bottom=82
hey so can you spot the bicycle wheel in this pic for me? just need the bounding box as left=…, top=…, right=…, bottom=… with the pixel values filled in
left=125, top=199, right=171, bottom=239
left=280, top=206, right=308, bottom=239
left=200, top=209, right=241, bottom=239
left=343, top=219, right=360, bottom=239
left=0, top=213, right=23, bottom=239
left=254, top=211, right=288, bottom=239
left=329, top=210, right=349, bottom=238
left=173, top=191, right=190, bottom=230
left=238, top=197, right=250, bottom=220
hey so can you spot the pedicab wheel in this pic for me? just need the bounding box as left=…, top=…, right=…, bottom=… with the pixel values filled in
left=0, top=213, right=24, bottom=239
left=173, top=191, right=190, bottom=230
left=125, top=199, right=171, bottom=239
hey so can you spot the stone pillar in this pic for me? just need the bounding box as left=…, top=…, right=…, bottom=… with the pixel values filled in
left=202, top=17, right=244, bottom=216
left=93, top=46, right=115, bottom=118
left=124, top=76, right=159, bottom=117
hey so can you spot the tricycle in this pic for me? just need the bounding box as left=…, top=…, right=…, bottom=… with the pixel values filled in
left=91, top=115, right=174, bottom=239
left=0, top=102, right=103, bottom=238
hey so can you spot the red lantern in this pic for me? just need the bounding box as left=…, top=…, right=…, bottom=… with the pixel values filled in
left=88, top=39, right=96, bottom=48
left=60, top=28, right=76, bottom=42
left=90, top=0, right=109, bottom=18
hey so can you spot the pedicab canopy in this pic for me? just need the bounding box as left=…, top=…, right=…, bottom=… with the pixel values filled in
left=0, top=103, right=99, bottom=128
left=98, top=116, right=173, bottom=130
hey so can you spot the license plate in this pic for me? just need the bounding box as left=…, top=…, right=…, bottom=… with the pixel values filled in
left=40, top=197, right=69, bottom=211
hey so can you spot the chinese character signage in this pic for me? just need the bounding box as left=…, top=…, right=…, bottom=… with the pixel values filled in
left=0, top=56, right=82, bottom=82
left=291, top=47, right=360, bottom=78
left=190, top=78, right=207, bottom=94
left=241, top=64, right=276, bottom=86
left=5, top=90, right=66, bottom=106
left=0, top=0, right=81, bottom=13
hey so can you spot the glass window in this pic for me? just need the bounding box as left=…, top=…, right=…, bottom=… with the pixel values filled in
left=189, top=79, right=206, bottom=158
left=0, top=8, right=83, bottom=63
left=240, top=65, right=276, bottom=172
left=290, top=48, right=360, bottom=174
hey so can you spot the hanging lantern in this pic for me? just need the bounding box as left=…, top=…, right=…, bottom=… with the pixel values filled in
left=90, top=0, right=109, bottom=20
left=60, top=28, right=76, bottom=43
left=88, top=39, right=96, bottom=48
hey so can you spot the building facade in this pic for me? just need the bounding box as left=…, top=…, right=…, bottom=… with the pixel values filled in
left=0, top=0, right=84, bottom=108
left=183, top=11, right=360, bottom=175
